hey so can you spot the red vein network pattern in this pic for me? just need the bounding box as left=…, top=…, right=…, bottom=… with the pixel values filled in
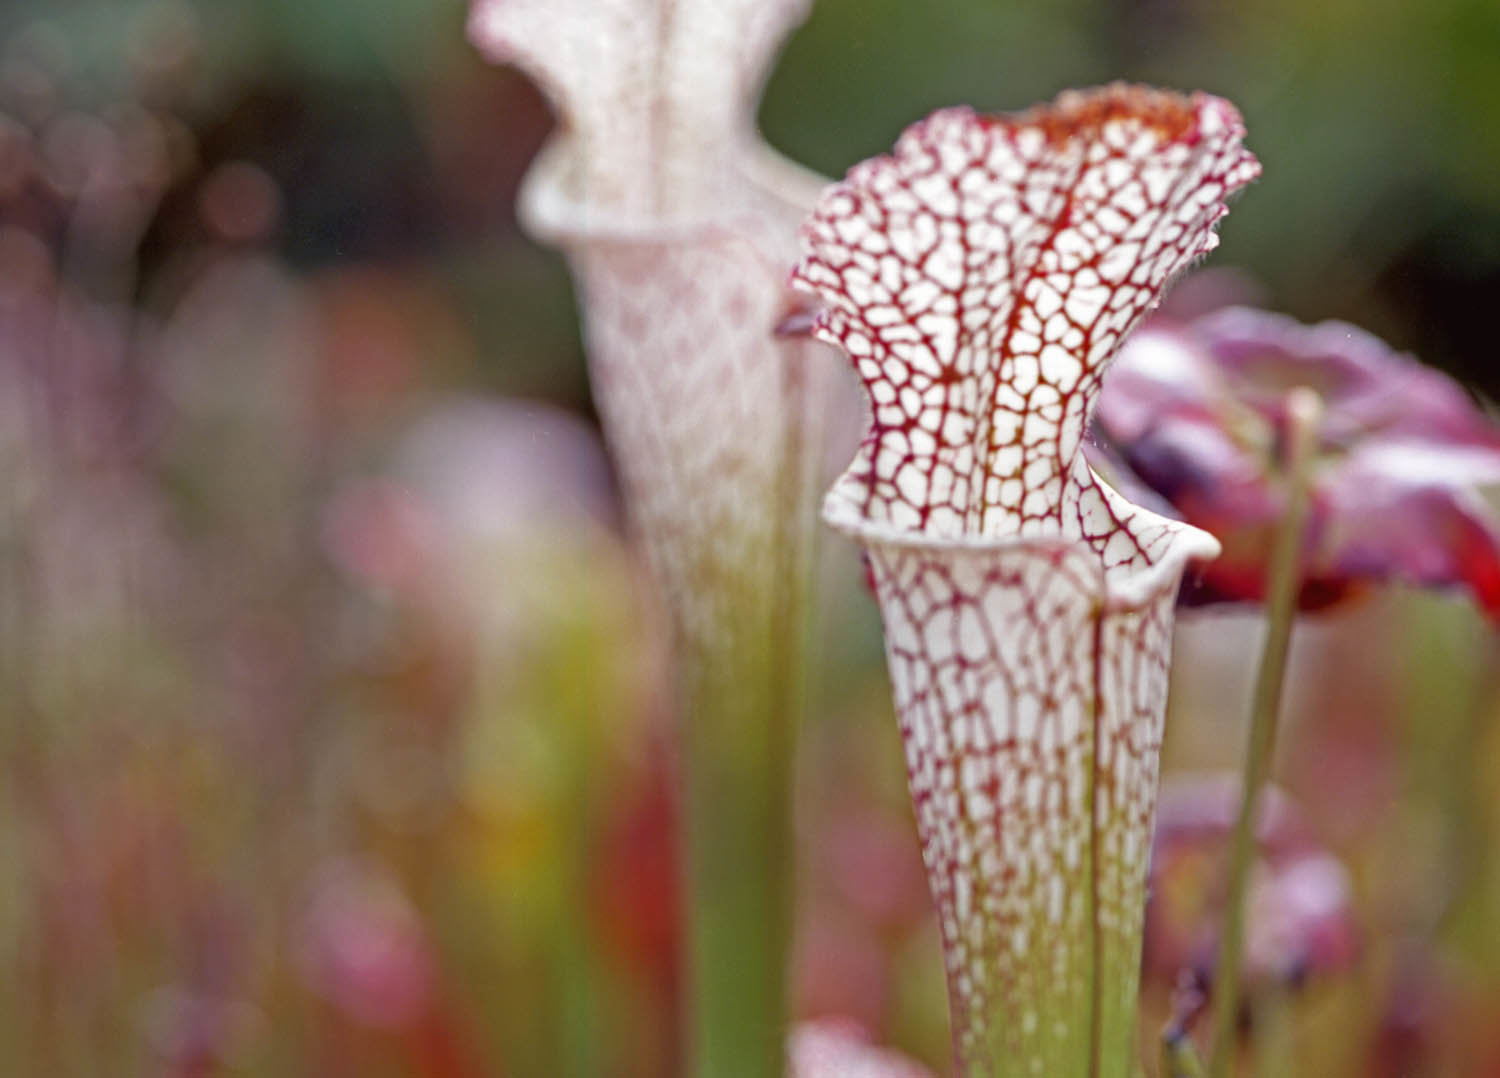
left=792, top=86, right=1257, bottom=1073
left=793, top=86, right=1259, bottom=565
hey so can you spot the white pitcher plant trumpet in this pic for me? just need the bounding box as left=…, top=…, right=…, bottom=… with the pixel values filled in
left=791, top=85, right=1260, bottom=1075
left=468, top=1, right=837, bottom=1073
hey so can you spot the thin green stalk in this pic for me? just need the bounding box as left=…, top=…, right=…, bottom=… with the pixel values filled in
left=1208, top=388, right=1323, bottom=1078
left=680, top=602, right=802, bottom=1078
left=681, top=374, right=817, bottom=1078
left=556, top=875, right=604, bottom=1077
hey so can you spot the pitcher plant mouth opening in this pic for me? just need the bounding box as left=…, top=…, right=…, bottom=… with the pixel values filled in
left=517, top=130, right=832, bottom=244
left=792, top=84, right=1258, bottom=1075
left=827, top=495, right=1221, bottom=616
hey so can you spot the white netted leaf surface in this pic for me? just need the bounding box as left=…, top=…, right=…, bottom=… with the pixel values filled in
left=565, top=222, right=826, bottom=645
left=793, top=85, right=1258, bottom=561
left=863, top=539, right=1180, bottom=1071
left=792, top=85, right=1257, bottom=1073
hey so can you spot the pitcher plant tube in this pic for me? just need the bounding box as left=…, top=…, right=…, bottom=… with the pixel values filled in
left=468, top=1, right=836, bottom=1073
left=790, top=85, right=1260, bottom=1075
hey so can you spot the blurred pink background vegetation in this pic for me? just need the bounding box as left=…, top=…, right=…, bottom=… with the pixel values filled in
left=3, top=1, right=1500, bottom=1076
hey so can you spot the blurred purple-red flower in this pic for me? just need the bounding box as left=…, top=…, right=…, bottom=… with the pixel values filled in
left=1143, top=775, right=1358, bottom=993
left=1094, top=306, right=1500, bottom=617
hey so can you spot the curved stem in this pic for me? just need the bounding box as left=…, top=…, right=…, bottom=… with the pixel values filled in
left=1207, top=388, right=1322, bottom=1078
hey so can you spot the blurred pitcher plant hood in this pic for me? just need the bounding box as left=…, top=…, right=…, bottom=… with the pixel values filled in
left=463, top=0, right=848, bottom=659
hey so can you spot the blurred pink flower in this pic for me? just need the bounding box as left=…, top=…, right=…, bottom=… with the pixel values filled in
left=788, top=1019, right=934, bottom=1078
left=1094, top=306, right=1500, bottom=617
left=791, top=83, right=1258, bottom=1073
left=300, top=859, right=436, bottom=1030
left=1144, top=774, right=1358, bottom=993
left=322, top=398, right=621, bottom=605
left=142, top=986, right=258, bottom=1075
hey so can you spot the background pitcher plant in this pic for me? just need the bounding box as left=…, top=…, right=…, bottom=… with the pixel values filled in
left=468, top=0, right=837, bottom=1073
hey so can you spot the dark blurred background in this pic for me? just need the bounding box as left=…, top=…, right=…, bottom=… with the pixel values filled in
left=1, top=1, right=1497, bottom=1075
